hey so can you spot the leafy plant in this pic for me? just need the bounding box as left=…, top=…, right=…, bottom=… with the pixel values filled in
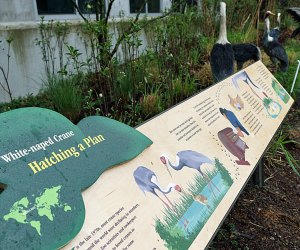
left=82, top=88, right=103, bottom=117
left=267, top=131, right=300, bottom=176
left=35, top=18, right=70, bottom=77
left=46, top=75, right=83, bottom=122
left=0, top=38, right=13, bottom=101
left=139, top=93, right=162, bottom=117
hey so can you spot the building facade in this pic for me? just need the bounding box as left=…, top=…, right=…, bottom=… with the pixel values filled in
left=0, top=0, right=172, bottom=102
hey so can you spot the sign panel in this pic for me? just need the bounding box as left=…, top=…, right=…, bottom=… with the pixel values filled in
left=0, top=61, right=293, bottom=249
left=62, top=61, right=293, bottom=250
left=0, top=110, right=152, bottom=249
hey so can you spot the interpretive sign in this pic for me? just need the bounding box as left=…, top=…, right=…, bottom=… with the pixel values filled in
left=0, top=61, right=293, bottom=249
left=0, top=109, right=152, bottom=249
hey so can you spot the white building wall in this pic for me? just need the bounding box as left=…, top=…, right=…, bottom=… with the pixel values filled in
left=0, top=0, right=172, bottom=102
left=0, top=0, right=36, bottom=22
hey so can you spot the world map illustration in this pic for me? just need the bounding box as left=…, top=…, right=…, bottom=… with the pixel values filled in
left=3, top=185, right=71, bottom=235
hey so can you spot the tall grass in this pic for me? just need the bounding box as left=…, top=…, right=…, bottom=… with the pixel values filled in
left=46, top=75, right=83, bottom=122
left=267, top=131, right=300, bottom=177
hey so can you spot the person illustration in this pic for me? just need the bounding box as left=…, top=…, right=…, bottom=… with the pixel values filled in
left=219, top=108, right=249, bottom=137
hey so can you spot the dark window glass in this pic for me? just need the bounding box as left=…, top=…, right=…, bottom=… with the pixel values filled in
left=172, top=0, right=197, bottom=13
left=148, top=0, right=160, bottom=13
left=36, top=0, right=75, bottom=14
left=78, top=0, right=99, bottom=14
left=130, top=0, right=146, bottom=13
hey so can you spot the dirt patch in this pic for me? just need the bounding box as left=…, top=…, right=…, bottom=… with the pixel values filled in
left=209, top=107, right=300, bottom=249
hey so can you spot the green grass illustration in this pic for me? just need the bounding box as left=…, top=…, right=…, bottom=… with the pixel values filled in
left=155, top=159, right=233, bottom=249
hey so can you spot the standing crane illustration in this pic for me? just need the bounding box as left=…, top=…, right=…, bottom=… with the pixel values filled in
left=232, top=70, right=268, bottom=101
left=133, top=166, right=189, bottom=228
left=160, top=150, right=220, bottom=198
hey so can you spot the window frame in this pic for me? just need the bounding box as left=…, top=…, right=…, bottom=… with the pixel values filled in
left=128, top=0, right=161, bottom=16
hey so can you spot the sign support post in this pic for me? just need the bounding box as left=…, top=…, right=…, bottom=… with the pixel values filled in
left=252, top=158, right=265, bottom=187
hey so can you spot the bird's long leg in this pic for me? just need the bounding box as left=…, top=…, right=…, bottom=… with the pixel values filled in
left=177, top=189, right=191, bottom=225
left=163, top=193, right=174, bottom=208
left=160, top=196, right=188, bottom=229
left=207, top=182, right=217, bottom=199
left=203, top=174, right=220, bottom=198
left=163, top=193, right=189, bottom=224
left=164, top=165, right=173, bottom=178
left=209, top=177, right=221, bottom=193
left=204, top=174, right=220, bottom=192
left=162, top=193, right=189, bottom=230
left=158, top=195, right=171, bottom=209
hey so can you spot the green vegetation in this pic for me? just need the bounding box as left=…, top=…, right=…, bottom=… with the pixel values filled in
left=46, top=75, right=83, bottom=122
left=0, top=38, right=13, bottom=101
left=267, top=131, right=300, bottom=177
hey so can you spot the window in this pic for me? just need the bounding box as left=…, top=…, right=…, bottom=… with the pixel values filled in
left=130, top=0, right=160, bottom=14
left=148, top=0, right=160, bottom=13
left=36, top=0, right=75, bottom=14
left=172, top=0, right=198, bottom=13
left=36, top=0, right=99, bottom=16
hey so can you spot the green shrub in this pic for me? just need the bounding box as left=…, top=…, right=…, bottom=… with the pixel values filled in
left=46, top=75, right=83, bottom=122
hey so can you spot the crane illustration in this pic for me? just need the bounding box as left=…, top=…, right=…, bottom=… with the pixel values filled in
left=133, top=166, right=189, bottom=228
left=160, top=150, right=220, bottom=198
left=231, top=71, right=268, bottom=101
left=133, top=166, right=181, bottom=208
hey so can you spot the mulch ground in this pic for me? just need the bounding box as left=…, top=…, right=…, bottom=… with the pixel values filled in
left=209, top=105, right=300, bottom=250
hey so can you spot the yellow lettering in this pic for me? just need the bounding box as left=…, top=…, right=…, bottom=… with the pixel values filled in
left=78, top=143, right=86, bottom=151
left=83, top=135, right=105, bottom=148
left=97, top=134, right=105, bottom=142
left=44, top=157, right=53, bottom=167
left=28, top=161, right=42, bottom=174
left=40, top=160, right=49, bottom=170
left=49, top=156, right=57, bottom=165
left=83, top=137, right=92, bottom=147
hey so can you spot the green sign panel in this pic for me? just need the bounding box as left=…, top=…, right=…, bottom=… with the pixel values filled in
left=0, top=107, right=152, bottom=249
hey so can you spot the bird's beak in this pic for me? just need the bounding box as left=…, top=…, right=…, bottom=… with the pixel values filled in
left=270, top=12, right=276, bottom=16
left=165, top=166, right=173, bottom=178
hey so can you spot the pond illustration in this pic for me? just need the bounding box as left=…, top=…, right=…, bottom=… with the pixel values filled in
left=155, top=159, right=233, bottom=250
left=263, top=97, right=282, bottom=118
left=272, top=79, right=290, bottom=104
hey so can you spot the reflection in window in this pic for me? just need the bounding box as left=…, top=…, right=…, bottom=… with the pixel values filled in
left=78, top=0, right=99, bottom=14
left=36, top=0, right=75, bottom=14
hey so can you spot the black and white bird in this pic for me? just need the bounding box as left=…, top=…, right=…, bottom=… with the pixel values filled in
left=270, top=12, right=281, bottom=40
left=210, top=2, right=234, bottom=83
left=232, top=43, right=261, bottom=70
left=287, top=7, right=300, bottom=38
left=262, top=11, right=289, bottom=72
